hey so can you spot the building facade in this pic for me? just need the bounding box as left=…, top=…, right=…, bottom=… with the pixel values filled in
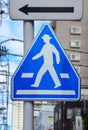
left=37, top=105, right=54, bottom=130
left=12, top=101, right=55, bottom=130
left=54, top=101, right=88, bottom=130
left=53, top=0, right=88, bottom=100
left=53, top=0, right=88, bottom=129
left=12, top=101, right=23, bottom=130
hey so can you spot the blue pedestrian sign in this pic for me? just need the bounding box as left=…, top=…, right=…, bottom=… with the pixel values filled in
left=11, top=24, right=80, bottom=100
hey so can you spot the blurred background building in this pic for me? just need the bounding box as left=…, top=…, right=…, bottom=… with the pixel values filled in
left=52, top=0, right=88, bottom=130
left=53, top=0, right=88, bottom=100
left=37, top=105, right=54, bottom=130
left=54, top=101, right=88, bottom=130
left=0, top=45, right=10, bottom=130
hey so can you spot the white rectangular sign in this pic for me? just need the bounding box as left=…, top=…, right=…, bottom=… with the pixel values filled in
left=10, top=0, right=83, bottom=21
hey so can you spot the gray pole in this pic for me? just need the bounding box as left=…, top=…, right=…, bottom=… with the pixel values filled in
left=23, top=21, right=34, bottom=130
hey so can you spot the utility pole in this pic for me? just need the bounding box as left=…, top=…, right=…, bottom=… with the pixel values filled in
left=0, top=47, right=10, bottom=130
left=0, top=0, right=1, bottom=14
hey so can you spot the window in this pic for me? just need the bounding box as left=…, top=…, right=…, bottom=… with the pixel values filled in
left=74, top=108, right=81, bottom=116
left=48, top=116, right=53, bottom=123
left=67, top=108, right=74, bottom=119
left=55, top=112, right=58, bottom=123
left=59, top=108, right=61, bottom=120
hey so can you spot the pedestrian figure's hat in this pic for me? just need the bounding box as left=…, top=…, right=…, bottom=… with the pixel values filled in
left=42, top=34, right=52, bottom=40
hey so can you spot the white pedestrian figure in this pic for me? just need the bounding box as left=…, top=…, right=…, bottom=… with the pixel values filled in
left=31, top=34, right=61, bottom=88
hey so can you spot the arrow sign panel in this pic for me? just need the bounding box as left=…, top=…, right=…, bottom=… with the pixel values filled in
left=11, top=24, right=80, bottom=100
left=9, top=0, right=83, bottom=20
left=19, top=5, right=74, bottom=14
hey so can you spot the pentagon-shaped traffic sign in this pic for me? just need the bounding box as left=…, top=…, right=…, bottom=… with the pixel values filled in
left=11, top=24, right=80, bottom=100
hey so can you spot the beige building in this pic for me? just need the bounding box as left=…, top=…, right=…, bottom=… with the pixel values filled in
left=52, top=0, right=88, bottom=100
left=12, top=101, right=23, bottom=130
left=12, top=101, right=55, bottom=130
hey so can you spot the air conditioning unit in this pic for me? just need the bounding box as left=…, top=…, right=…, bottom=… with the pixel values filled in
left=70, top=26, right=81, bottom=34
left=70, top=40, right=81, bottom=48
left=70, top=53, right=80, bottom=61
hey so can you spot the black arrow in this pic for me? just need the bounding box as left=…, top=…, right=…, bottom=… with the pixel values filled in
left=19, top=4, right=74, bottom=15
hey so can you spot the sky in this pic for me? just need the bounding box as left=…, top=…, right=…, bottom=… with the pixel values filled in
left=0, top=0, right=50, bottom=129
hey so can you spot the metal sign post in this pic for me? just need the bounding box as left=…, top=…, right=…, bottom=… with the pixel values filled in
left=23, top=21, right=34, bottom=130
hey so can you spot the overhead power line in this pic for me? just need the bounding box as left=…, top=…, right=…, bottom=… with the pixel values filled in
left=0, top=38, right=23, bottom=45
